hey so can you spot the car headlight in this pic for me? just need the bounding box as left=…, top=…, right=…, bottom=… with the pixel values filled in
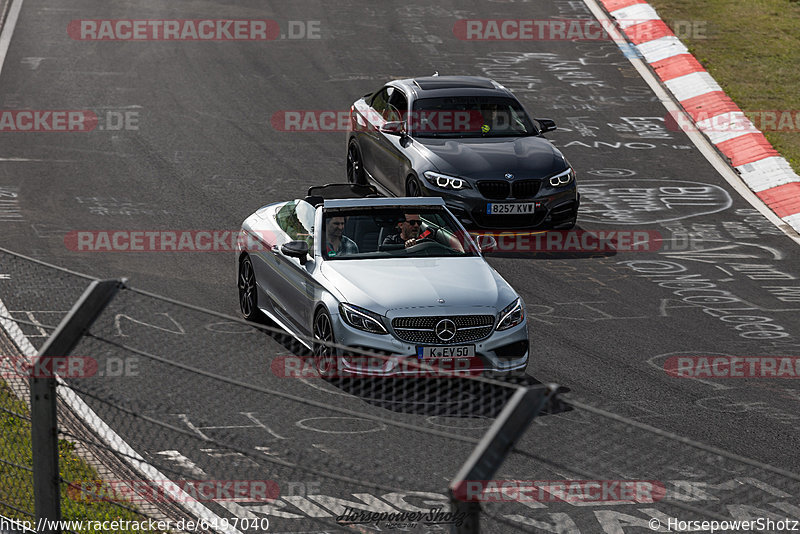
left=497, top=298, right=524, bottom=331
left=423, top=171, right=472, bottom=190
left=339, top=303, right=388, bottom=334
left=548, top=168, right=575, bottom=188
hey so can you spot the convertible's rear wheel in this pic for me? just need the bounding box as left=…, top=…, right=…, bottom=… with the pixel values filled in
left=313, top=310, right=338, bottom=378
left=347, top=141, right=366, bottom=185
left=238, top=256, right=261, bottom=321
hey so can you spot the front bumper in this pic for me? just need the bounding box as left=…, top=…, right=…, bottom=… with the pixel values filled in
left=419, top=179, right=579, bottom=230
left=329, top=310, right=529, bottom=377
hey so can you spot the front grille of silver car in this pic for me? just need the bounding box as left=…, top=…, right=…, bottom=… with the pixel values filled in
left=391, top=315, right=495, bottom=344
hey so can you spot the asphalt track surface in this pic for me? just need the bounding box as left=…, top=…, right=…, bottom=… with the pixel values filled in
left=1, top=1, right=800, bottom=533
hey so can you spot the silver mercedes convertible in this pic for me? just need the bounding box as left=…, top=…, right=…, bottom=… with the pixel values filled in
left=236, top=184, right=528, bottom=377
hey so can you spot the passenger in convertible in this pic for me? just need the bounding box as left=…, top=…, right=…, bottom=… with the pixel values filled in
left=325, top=216, right=359, bottom=257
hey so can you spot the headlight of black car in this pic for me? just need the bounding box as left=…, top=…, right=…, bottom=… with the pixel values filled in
left=339, top=303, right=389, bottom=334
left=497, top=298, right=525, bottom=331
left=548, top=168, right=575, bottom=188
left=424, top=171, right=472, bottom=190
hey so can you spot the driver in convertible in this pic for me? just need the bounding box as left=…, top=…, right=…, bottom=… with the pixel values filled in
left=382, top=213, right=433, bottom=249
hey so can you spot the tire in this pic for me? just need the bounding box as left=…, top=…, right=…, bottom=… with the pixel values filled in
left=405, top=175, right=421, bottom=197
left=312, top=309, right=339, bottom=378
left=238, top=255, right=262, bottom=321
left=347, top=141, right=366, bottom=185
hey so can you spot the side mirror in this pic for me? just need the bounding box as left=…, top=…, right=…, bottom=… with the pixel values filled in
left=380, top=121, right=406, bottom=136
left=475, top=234, right=497, bottom=253
left=281, top=240, right=309, bottom=264
left=536, top=118, right=557, bottom=133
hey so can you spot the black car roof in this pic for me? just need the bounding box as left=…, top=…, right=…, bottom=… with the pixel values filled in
left=391, top=76, right=513, bottom=99
left=413, top=76, right=496, bottom=90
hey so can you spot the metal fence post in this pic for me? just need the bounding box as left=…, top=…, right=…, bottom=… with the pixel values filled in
left=30, top=279, right=125, bottom=534
left=448, top=384, right=558, bottom=534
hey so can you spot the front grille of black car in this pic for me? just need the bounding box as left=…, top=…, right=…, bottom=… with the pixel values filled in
left=478, top=179, right=543, bottom=200
left=392, top=315, right=495, bottom=344
left=512, top=180, right=541, bottom=199
left=477, top=181, right=510, bottom=200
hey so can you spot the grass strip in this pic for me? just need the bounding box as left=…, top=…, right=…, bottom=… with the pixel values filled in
left=1, top=380, right=166, bottom=533
left=647, top=0, right=800, bottom=172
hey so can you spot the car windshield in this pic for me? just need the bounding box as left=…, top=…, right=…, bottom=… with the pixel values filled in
left=410, top=96, right=538, bottom=138
left=275, top=199, right=315, bottom=255
left=321, top=207, right=480, bottom=260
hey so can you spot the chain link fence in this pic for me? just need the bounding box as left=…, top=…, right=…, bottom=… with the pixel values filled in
left=480, top=396, right=800, bottom=532
left=1, top=248, right=97, bottom=532
left=2, top=245, right=800, bottom=533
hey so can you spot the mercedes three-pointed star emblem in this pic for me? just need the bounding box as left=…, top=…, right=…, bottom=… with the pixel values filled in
left=434, top=318, right=457, bottom=342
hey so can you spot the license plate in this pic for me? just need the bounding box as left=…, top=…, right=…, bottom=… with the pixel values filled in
left=486, top=202, right=541, bottom=214
left=417, top=345, right=476, bottom=358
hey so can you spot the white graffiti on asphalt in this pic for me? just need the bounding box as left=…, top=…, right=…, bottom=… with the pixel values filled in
left=580, top=179, right=733, bottom=224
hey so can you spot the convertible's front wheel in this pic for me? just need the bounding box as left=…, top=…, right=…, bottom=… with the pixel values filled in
left=238, top=256, right=261, bottom=321
left=313, top=310, right=339, bottom=378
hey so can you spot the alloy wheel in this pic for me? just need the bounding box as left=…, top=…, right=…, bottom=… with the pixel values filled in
left=406, top=176, right=420, bottom=197
left=313, top=311, right=338, bottom=378
left=347, top=142, right=364, bottom=185
left=238, top=257, right=257, bottom=320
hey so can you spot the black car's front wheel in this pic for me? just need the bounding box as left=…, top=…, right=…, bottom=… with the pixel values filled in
left=313, top=309, right=339, bottom=378
left=238, top=255, right=262, bottom=321
left=405, top=175, right=422, bottom=197
left=347, top=141, right=366, bottom=185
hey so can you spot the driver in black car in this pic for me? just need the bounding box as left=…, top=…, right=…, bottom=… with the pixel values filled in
left=382, top=213, right=432, bottom=249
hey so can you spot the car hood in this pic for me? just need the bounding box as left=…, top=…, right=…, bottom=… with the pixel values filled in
left=415, top=136, right=567, bottom=180
left=320, top=257, right=517, bottom=315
